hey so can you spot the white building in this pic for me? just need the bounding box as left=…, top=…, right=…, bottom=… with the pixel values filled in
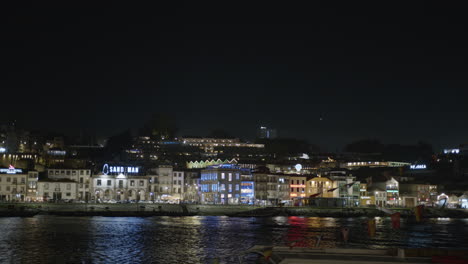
left=0, top=166, right=28, bottom=201
left=92, top=164, right=148, bottom=202
left=37, top=179, right=77, bottom=201
left=148, top=165, right=176, bottom=202
left=26, top=171, right=39, bottom=202
left=47, top=168, right=92, bottom=201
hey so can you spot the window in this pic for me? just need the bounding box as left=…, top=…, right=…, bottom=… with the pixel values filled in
left=139, top=180, right=144, bottom=186
left=220, top=184, right=225, bottom=191
left=66, top=193, right=71, bottom=196
left=44, top=192, right=48, bottom=197
left=80, top=170, right=84, bottom=175
left=221, top=173, right=225, bottom=179
left=296, top=188, right=299, bottom=192
left=21, top=178, right=25, bottom=184
left=55, top=171, right=59, bottom=175
left=130, top=180, right=135, bottom=186
left=173, top=180, right=177, bottom=185
left=86, top=171, right=90, bottom=175
left=159, top=187, right=163, bottom=192
left=228, top=184, right=232, bottom=193
left=44, top=183, right=49, bottom=190
left=236, top=173, right=240, bottom=180
left=6, top=186, right=10, bottom=191
left=302, top=180, right=305, bottom=185
left=72, top=171, right=77, bottom=176
left=291, top=188, right=294, bottom=192
left=6, top=177, right=10, bottom=182
left=97, top=180, right=102, bottom=186
left=107, top=180, right=111, bottom=186
left=236, top=184, right=239, bottom=191
left=297, top=180, right=299, bottom=184
left=119, top=180, right=123, bottom=188
left=61, top=171, right=65, bottom=174
left=67, top=184, right=71, bottom=190
left=229, top=173, right=232, bottom=181
left=178, top=180, right=181, bottom=185
left=66, top=171, right=71, bottom=176
left=80, top=177, right=83, bottom=183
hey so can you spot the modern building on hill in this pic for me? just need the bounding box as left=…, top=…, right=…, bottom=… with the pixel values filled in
left=343, top=161, right=411, bottom=169
left=181, top=138, right=264, bottom=153
left=257, top=126, right=277, bottom=139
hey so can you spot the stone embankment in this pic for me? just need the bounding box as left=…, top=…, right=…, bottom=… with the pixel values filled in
left=1, top=203, right=467, bottom=218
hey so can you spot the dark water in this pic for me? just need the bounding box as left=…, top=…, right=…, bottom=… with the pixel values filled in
left=1, top=216, right=467, bottom=263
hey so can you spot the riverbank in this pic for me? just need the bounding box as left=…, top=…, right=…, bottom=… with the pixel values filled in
left=1, top=203, right=468, bottom=218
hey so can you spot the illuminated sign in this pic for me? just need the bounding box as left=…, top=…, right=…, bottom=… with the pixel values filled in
left=102, top=164, right=139, bottom=175
left=290, top=184, right=305, bottom=188
left=0, top=147, right=6, bottom=153
left=386, top=190, right=398, bottom=193
left=295, top=164, right=302, bottom=171
left=410, top=164, right=426, bottom=170
left=361, top=196, right=371, bottom=199
left=444, top=149, right=460, bottom=154
left=0, top=165, right=22, bottom=174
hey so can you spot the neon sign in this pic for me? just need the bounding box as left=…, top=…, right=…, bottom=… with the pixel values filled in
left=410, top=164, right=426, bottom=170
left=290, top=184, right=305, bottom=188
left=0, top=165, right=22, bottom=174
left=102, top=164, right=139, bottom=175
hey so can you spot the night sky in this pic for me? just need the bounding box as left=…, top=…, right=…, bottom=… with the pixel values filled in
left=4, top=2, right=468, bottom=151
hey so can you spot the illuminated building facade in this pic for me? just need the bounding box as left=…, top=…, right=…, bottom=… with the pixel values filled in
left=369, top=176, right=400, bottom=206
left=186, top=158, right=237, bottom=169
left=344, top=161, right=411, bottom=169
left=37, top=178, right=77, bottom=202
left=181, top=138, right=264, bottom=153
left=289, top=176, right=307, bottom=200
left=92, top=164, right=147, bottom=202
left=0, top=166, right=28, bottom=201
left=200, top=164, right=248, bottom=204
left=47, top=168, right=92, bottom=201
left=253, top=173, right=290, bottom=205
left=306, top=176, right=334, bottom=198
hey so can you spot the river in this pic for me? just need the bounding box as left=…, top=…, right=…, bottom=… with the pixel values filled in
left=1, top=216, right=467, bottom=263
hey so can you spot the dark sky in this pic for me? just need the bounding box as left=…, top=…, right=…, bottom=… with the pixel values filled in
left=3, top=2, right=468, bottom=151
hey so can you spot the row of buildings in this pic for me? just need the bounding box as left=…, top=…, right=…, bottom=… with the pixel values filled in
left=1, top=163, right=459, bottom=208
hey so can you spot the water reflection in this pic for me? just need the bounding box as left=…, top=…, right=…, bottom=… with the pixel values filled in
left=0, top=216, right=467, bottom=263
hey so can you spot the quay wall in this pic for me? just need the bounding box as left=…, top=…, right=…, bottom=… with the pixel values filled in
left=1, top=203, right=467, bottom=217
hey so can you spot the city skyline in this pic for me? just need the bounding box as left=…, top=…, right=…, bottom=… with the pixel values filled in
left=4, top=2, right=468, bottom=151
